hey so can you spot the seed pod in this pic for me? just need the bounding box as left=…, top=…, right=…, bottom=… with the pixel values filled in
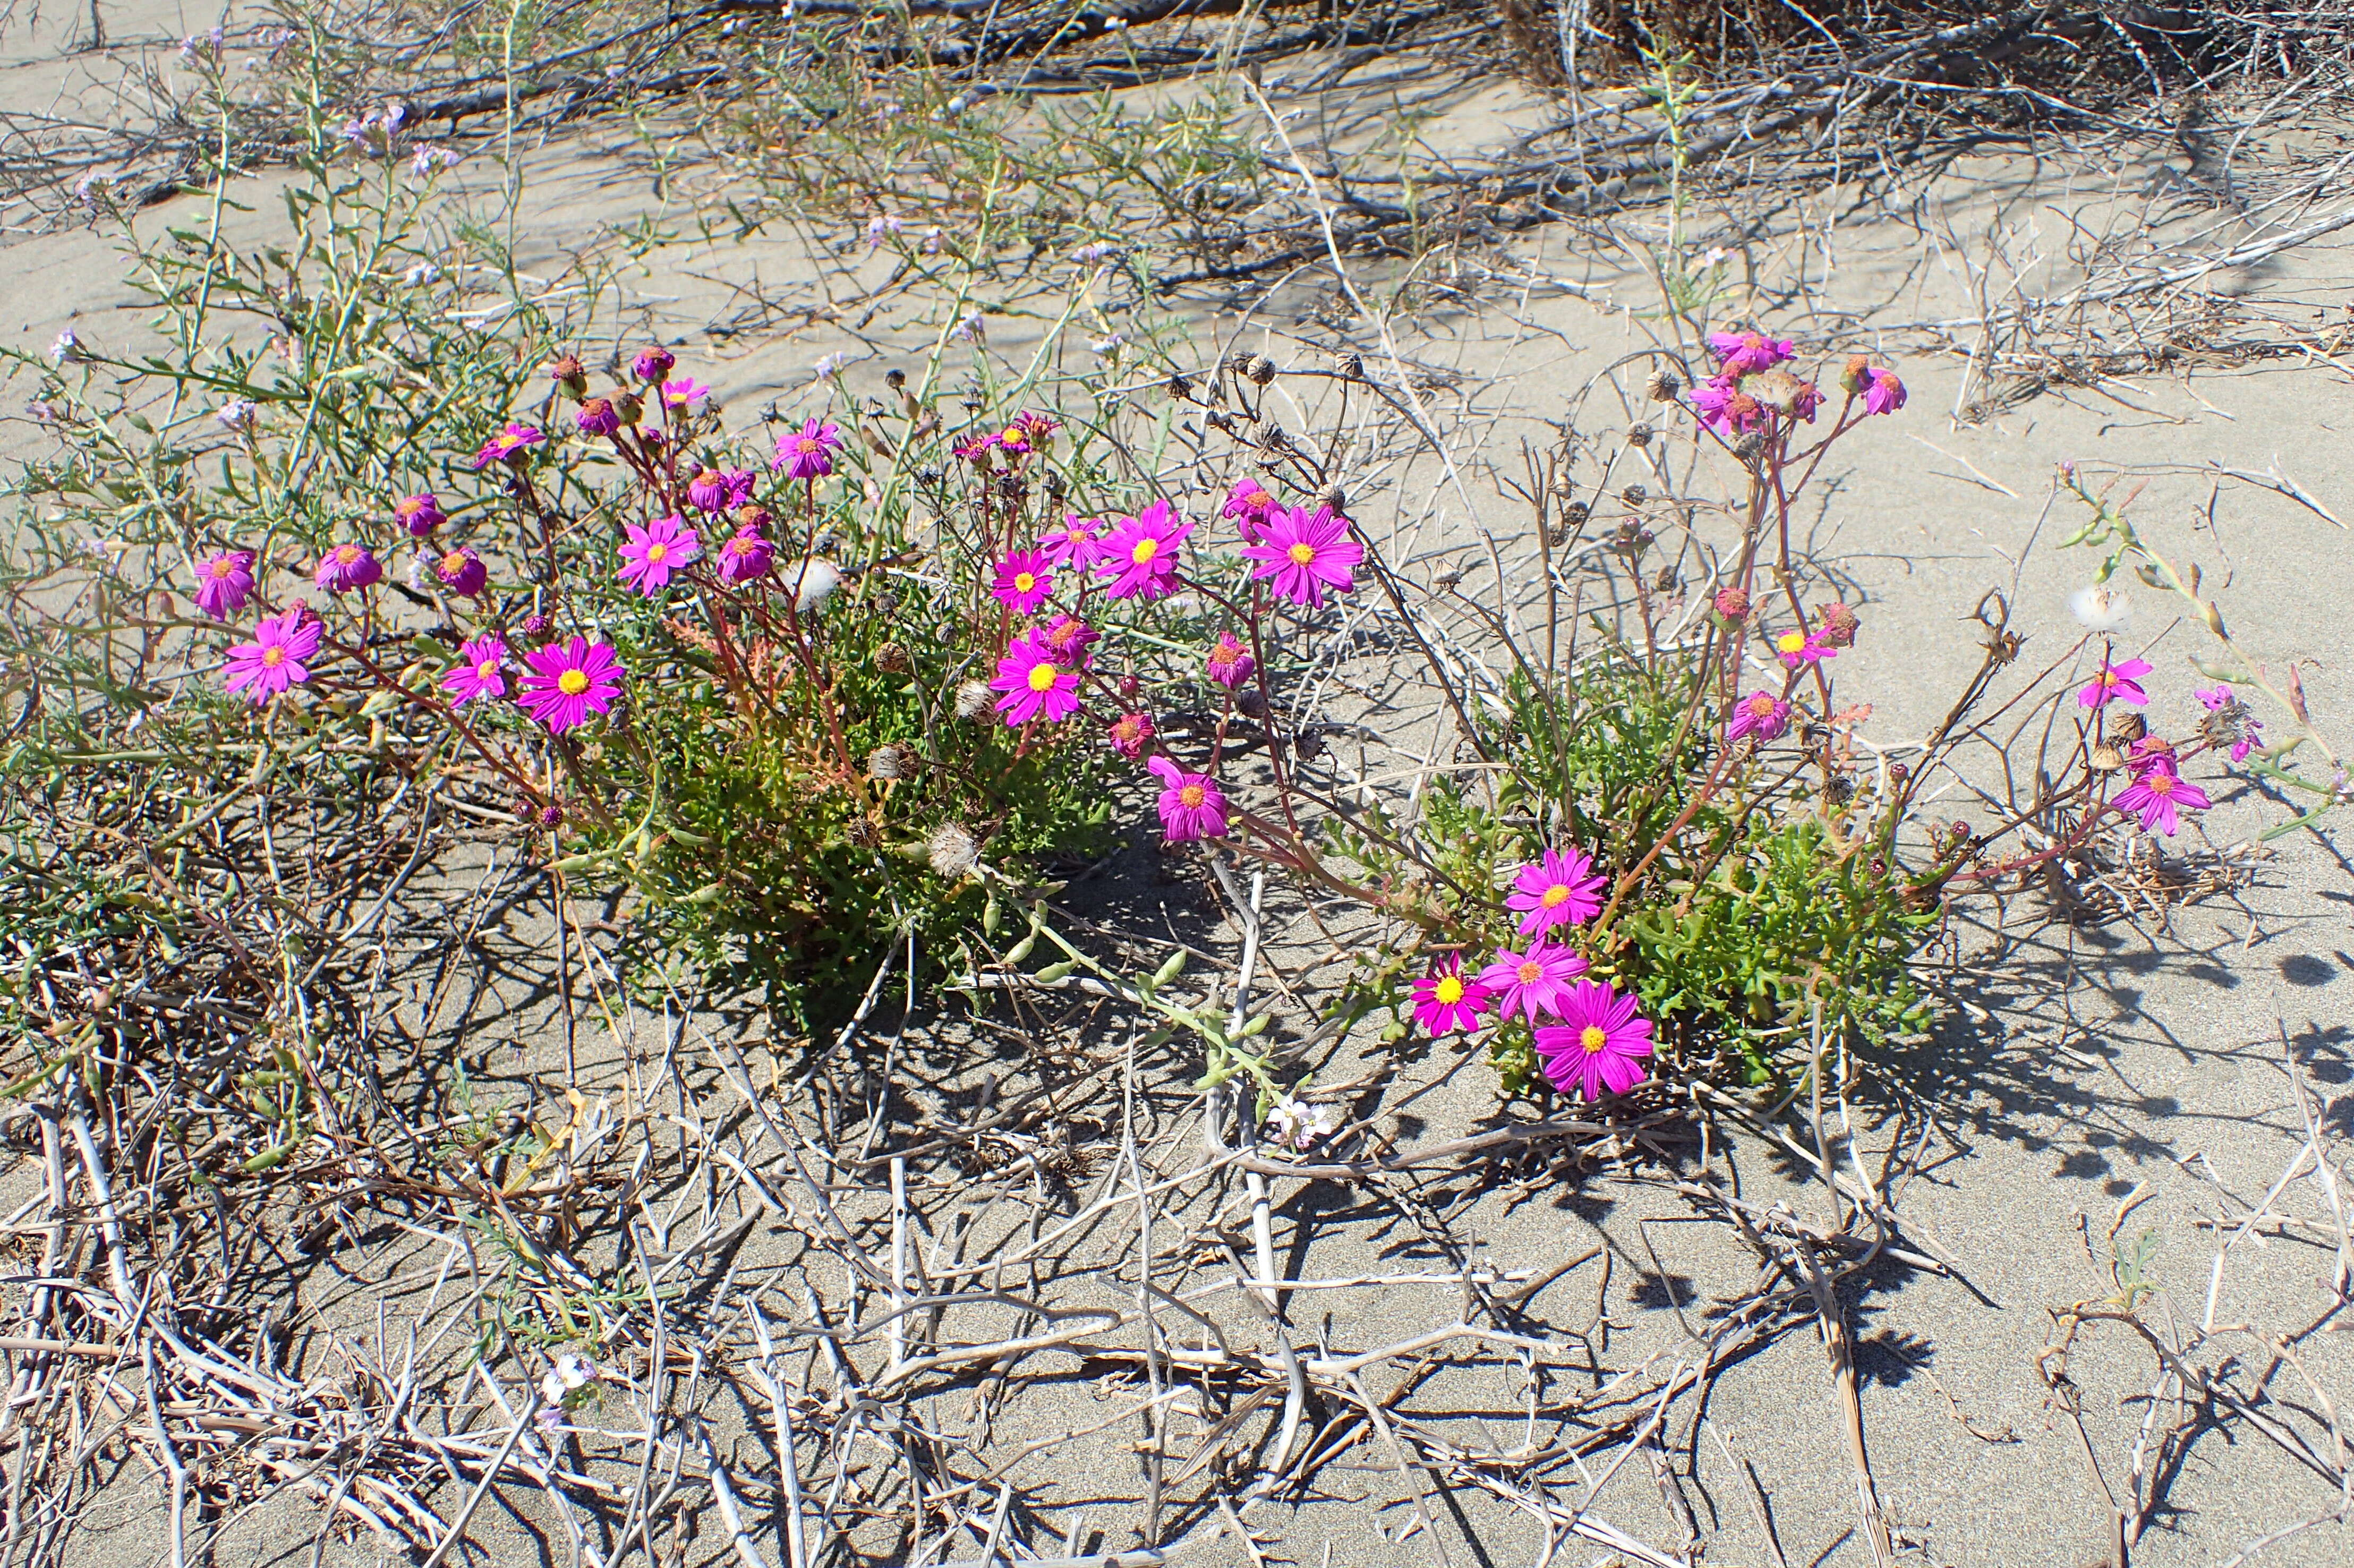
left=1295, top=725, right=1326, bottom=761
left=1167, top=371, right=1194, bottom=402
left=1627, top=422, right=1653, bottom=448
left=877, top=642, right=912, bottom=674
left=1622, top=483, right=1648, bottom=506
left=1317, top=482, right=1347, bottom=513
left=1645, top=367, right=1682, bottom=402
left=2087, top=742, right=2127, bottom=772
left=926, top=822, right=979, bottom=879
left=2109, top=711, right=2147, bottom=745
left=1236, top=688, right=1269, bottom=719
left=1246, top=354, right=1276, bottom=385
left=1732, top=431, right=1765, bottom=461
left=867, top=744, right=912, bottom=780
left=884, top=368, right=906, bottom=390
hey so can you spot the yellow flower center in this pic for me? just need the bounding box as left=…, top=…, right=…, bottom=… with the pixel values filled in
left=1130, top=537, right=1160, bottom=565
left=1179, top=784, right=1206, bottom=808
left=209, top=559, right=233, bottom=579
left=1001, top=427, right=1024, bottom=445
left=1580, top=1026, right=1609, bottom=1055
left=261, top=646, right=284, bottom=668
left=1776, top=631, right=1806, bottom=654
left=1746, top=693, right=1776, bottom=715
left=646, top=543, right=669, bottom=565
left=1287, top=542, right=1316, bottom=566
left=2097, top=669, right=2119, bottom=686
left=1027, top=663, right=1059, bottom=692
left=2147, top=772, right=2174, bottom=796
left=1434, top=975, right=1464, bottom=1004
left=798, top=438, right=821, bottom=454
left=558, top=669, right=590, bottom=695
left=1542, top=883, right=1571, bottom=908
left=1517, top=961, right=1541, bottom=984
left=1013, top=572, right=1036, bottom=593
left=337, top=546, right=361, bottom=565
left=476, top=660, right=498, bottom=680
left=441, top=551, right=467, bottom=574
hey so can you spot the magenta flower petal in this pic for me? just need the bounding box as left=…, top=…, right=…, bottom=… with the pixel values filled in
left=1147, top=753, right=1227, bottom=841
left=1475, top=943, right=1591, bottom=1026
left=441, top=634, right=508, bottom=706
left=1505, top=847, right=1608, bottom=937
left=1532, top=980, right=1656, bottom=1102
left=1239, top=504, right=1361, bottom=609
left=1204, top=632, right=1255, bottom=689
left=1411, top=954, right=1492, bottom=1036
left=989, top=629, right=1082, bottom=726
left=516, top=635, right=622, bottom=734
left=1725, top=690, right=1790, bottom=743
left=2078, top=657, right=2153, bottom=710
left=193, top=550, right=255, bottom=619
left=617, top=514, right=701, bottom=597
left=773, top=417, right=841, bottom=479
left=314, top=543, right=382, bottom=594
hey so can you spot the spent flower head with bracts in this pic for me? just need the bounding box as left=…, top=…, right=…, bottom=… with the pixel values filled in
left=2079, top=657, right=2152, bottom=709
left=1862, top=368, right=1907, bottom=416
left=441, top=635, right=507, bottom=706
left=618, top=515, right=701, bottom=597
left=576, top=397, right=621, bottom=437
left=992, top=550, right=1055, bottom=615
left=314, top=543, right=382, bottom=594
left=632, top=346, right=675, bottom=383
left=394, top=492, right=445, bottom=536
left=1506, top=847, right=1608, bottom=937
left=1040, top=615, right=1098, bottom=665
left=1204, top=632, right=1255, bottom=690
left=1725, top=690, right=1791, bottom=744
left=517, top=637, right=623, bottom=734
left=1243, top=504, right=1362, bottom=609
left=990, top=630, right=1082, bottom=726
left=1147, top=755, right=1227, bottom=842
left=193, top=550, right=254, bottom=619
left=1477, top=943, right=1590, bottom=1026
left=774, top=417, right=841, bottom=480
left=687, top=467, right=753, bottom=513
left=1411, top=953, right=1492, bottom=1036
left=223, top=607, right=323, bottom=705
left=1101, top=500, right=1192, bottom=601
left=1533, top=981, right=1656, bottom=1102
left=1690, top=379, right=1764, bottom=440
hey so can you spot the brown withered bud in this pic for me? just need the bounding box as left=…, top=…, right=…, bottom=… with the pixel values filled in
left=1236, top=687, right=1269, bottom=720
left=884, top=368, right=906, bottom=390
left=1627, top=422, right=1654, bottom=448
left=1294, top=725, right=1326, bottom=762
left=1817, top=601, right=1860, bottom=648
left=1621, top=483, right=1648, bottom=506
left=1732, top=431, right=1766, bottom=461
left=2108, top=711, right=2147, bottom=745
left=2087, top=742, right=2127, bottom=772
left=1645, top=367, right=1682, bottom=403
left=1246, top=354, right=1276, bottom=386
left=1167, top=371, right=1194, bottom=402
left=876, top=642, right=912, bottom=674
left=543, top=353, right=587, bottom=399
left=1317, top=482, right=1347, bottom=513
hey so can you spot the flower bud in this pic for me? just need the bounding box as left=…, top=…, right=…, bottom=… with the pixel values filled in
left=613, top=390, right=644, bottom=424
left=1712, top=585, right=1751, bottom=623
left=1627, top=421, right=1653, bottom=447
left=1840, top=354, right=1872, bottom=396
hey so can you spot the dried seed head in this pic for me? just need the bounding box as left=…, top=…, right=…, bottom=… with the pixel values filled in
left=876, top=641, right=912, bottom=674
left=884, top=368, right=906, bottom=390
left=1621, top=483, right=1648, bottom=506
left=1627, top=422, right=1653, bottom=448
left=846, top=816, right=882, bottom=848
left=1245, top=354, right=1276, bottom=386
left=954, top=679, right=993, bottom=720
left=1294, top=725, right=1326, bottom=762
left=926, top=822, right=979, bottom=879
left=1654, top=565, right=1679, bottom=594
left=1732, top=431, right=1766, bottom=461
left=1712, top=585, right=1751, bottom=622
left=867, top=744, right=912, bottom=781
left=1316, top=482, right=1347, bottom=513
left=1236, top=687, right=1269, bottom=720
left=1817, top=601, right=1860, bottom=648
left=1645, top=367, right=1682, bottom=403
left=1167, top=371, right=1194, bottom=402
left=1041, top=468, right=1067, bottom=497
left=2108, top=711, right=2147, bottom=744
left=2087, top=742, right=2128, bottom=772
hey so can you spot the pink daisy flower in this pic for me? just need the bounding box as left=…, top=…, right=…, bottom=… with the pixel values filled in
left=517, top=636, right=623, bottom=734
left=223, top=607, right=324, bottom=705
left=1100, top=500, right=1193, bottom=601
left=1863, top=368, right=1906, bottom=416
left=1533, top=981, right=1656, bottom=1102
left=576, top=397, right=622, bottom=437
left=470, top=422, right=544, bottom=469
left=2079, top=657, right=2152, bottom=709
left=1690, top=378, right=1764, bottom=439
left=193, top=550, right=254, bottom=619
left=1411, top=954, right=1491, bottom=1036
left=773, top=417, right=841, bottom=479
left=686, top=468, right=745, bottom=513
left=1507, top=847, right=1608, bottom=936
left=2113, top=761, right=2210, bottom=837
left=618, top=514, right=701, bottom=596
left=1223, top=478, right=1280, bottom=539
left=1204, top=632, right=1255, bottom=689
left=434, top=544, right=487, bottom=598
left=1040, top=614, right=1098, bottom=664
left=1706, top=329, right=1794, bottom=377
left=714, top=527, right=773, bottom=585
left=1477, top=943, right=1590, bottom=1025
left=441, top=635, right=507, bottom=706
left=1242, top=504, right=1361, bottom=609
left=394, top=492, right=445, bottom=536
left=1725, top=690, right=1790, bottom=743
left=1771, top=628, right=1833, bottom=669
left=1148, top=754, right=1228, bottom=841
left=990, top=629, right=1081, bottom=726
left=314, top=543, right=382, bottom=594
left=632, top=346, right=675, bottom=382
left=992, top=550, right=1055, bottom=614
left=1041, top=515, right=1111, bottom=570
left=1107, top=711, right=1154, bottom=760
left=660, top=377, right=708, bottom=413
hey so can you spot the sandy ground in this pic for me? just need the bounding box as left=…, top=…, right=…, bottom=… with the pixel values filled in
left=8, top=8, right=2354, bottom=1567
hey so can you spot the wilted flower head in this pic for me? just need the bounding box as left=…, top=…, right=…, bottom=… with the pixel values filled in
left=632, top=345, right=675, bottom=383
left=193, top=550, right=255, bottom=619
left=1712, top=585, right=1751, bottom=623
left=315, top=543, right=382, bottom=594
left=544, top=353, right=588, bottom=398
left=434, top=544, right=488, bottom=598
left=1706, top=328, right=1794, bottom=377
left=1223, top=477, right=1280, bottom=539
left=394, top=492, right=446, bottom=536
left=1204, top=632, right=1255, bottom=690
left=1861, top=367, right=1906, bottom=416
left=1107, top=710, right=1154, bottom=759
left=867, top=744, right=912, bottom=781
left=1816, top=602, right=1860, bottom=648
left=471, top=422, right=544, bottom=469
left=576, top=397, right=621, bottom=437
left=687, top=467, right=754, bottom=514
left=714, top=526, right=774, bottom=585
left=1725, top=690, right=1790, bottom=744
left=1690, top=378, right=1764, bottom=440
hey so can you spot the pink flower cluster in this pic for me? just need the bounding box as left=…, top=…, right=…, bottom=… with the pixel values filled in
left=1684, top=330, right=1905, bottom=444
left=1402, top=849, right=1651, bottom=1101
